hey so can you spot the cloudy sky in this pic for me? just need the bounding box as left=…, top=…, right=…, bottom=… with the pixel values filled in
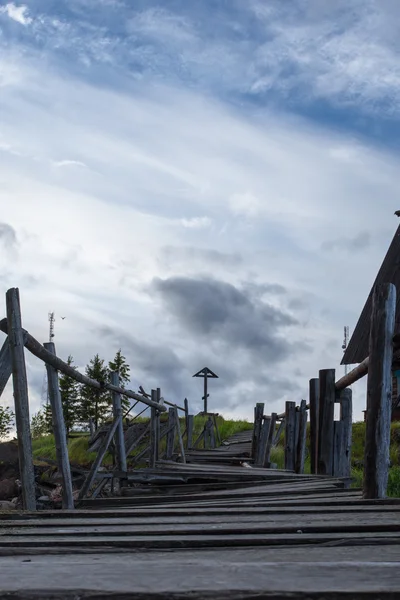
left=1, top=0, right=399, bottom=422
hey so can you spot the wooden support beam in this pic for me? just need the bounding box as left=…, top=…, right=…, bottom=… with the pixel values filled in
left=212, top=414, right=221, bottom=446
left=256, top=417, right=271, bottom=468
left=174, top=405, right=186, bottom=463
left=318, top=369, right=335, bottom=476
left=284, top=401, right=296, bottom=471
left=340, top=388, right=353, bottom=481
left=264, top=412, right=277, bottom=468
left=309, top=378, right=319, bottom=475
left=110, top=372, right=127, bottom=480
left=272, top=419, right=285, bottom=448
left=166, top=407, right=175, bottom=460
left=364, top=283, right=396, bottom=500
left=44, top=342, right=74, bottom=510
left=0, top=318, right=166, bottom=412
left=6, top=288, right=36, bottom=511
left=252, top=403, right=264, bottom=460
left=335, top=357, right=369, bottom=391
left=0, top=338, right=12, bottom=396
left=295, top=400, right=308, bottom=475
left=186, top=415, right=194, bottom=450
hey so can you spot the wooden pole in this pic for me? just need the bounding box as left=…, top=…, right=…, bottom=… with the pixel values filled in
left=364, top=283, right=396, bottom=499
left=6, top=288, right=36, bottom=511
left=187, top=415, right=194, bottom=450
left=174, top=405, right=186, bottom=463
left=335, top=357, right=369, bottom=391
left=110, top=372, right=127, bottom=477
left=340, top=388, right=353, bottom=480
left=264, top=412, right=277, bottom=468
left=184, top=397, right=189, bottom=433
left=0, top=338, right=12, bottom=396
left=166, top=407, right=175, bottom=460
left=309, top=378, right=319, bottom=474
left=318, top=369, right=335, bottom=476
left=295, top=400, right=308, bottom=474
left=284, top=401, right=296, bottom=471
left=252, top=403, right=264, bottom=460
left=256, top=417, right=271, bottom=467
left=44, top=342, right=74, bottom=510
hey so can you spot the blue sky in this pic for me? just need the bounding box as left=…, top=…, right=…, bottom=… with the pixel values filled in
left=1, top=0, right=400, bottom=421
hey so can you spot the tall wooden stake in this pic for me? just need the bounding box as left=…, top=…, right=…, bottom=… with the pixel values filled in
left=318, top=369, right=335, bottom=476
left=6, top=288, right=36, bottom=511
left=44, top=342, right=74, bottom=509
left=309, top=378, right=319, bottom=474
left=110, top=372, right=127, bottom=478
left=285, top=401, right=296, bottom=471
left=364, top=283, right=396, bottom=499
left=295, top=399, right=308, bottom=474
left=0, top=338, right=12, bottom=396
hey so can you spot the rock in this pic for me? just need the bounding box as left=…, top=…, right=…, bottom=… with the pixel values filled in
left=0, top=479, right=19, bottom=500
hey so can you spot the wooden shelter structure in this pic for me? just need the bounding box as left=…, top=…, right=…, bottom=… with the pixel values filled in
left=342, top=224, right=400, bottom=420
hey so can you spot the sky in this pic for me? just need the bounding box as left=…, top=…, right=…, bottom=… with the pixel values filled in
left=1, top=0, right=400, bottom=423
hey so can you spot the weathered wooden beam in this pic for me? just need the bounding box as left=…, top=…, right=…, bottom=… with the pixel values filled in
left=166, top=407, right=175, bottom=460
left=44, top=342, right=74, bottom=510
left=295, top=400, right=308, bottom=474
left=110, top=372, right=127, bottom=477
left=0, top=338, right=12, bottom=396
left=364, top=283, right=396, bottom=500
left=213, top=414, right=221, bottom=446
left=340, top=388, right=353, bottom=481
left=335, top=357, right=369, bottom=391
left=252, top=403, right=264, bottom=460
left=264, top=412, right=277, bottom=468
left=5, top=289, right=36, bottom=511
left=0, top=318, right=166, bottom=412
left=284, top=401, right=296, bottom=471
left=174, top=405, right=186, bottom=463
left=186, top=414, right=194, bottom=450
left=125, top=422, right=150, bottom=457
left=272, top=418, right=285, bottom=448
left=318, top=369, right=335, bottom=476
left=256, top=417, right=271, bottom=468
left=309, top=378, right=319, bottom=474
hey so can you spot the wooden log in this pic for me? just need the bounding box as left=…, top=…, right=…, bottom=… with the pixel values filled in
left=186, top=415, right=194, bottom=450
left=0, top=338, right=12, bottom=397
left=252, top=403, right=264, bottom=460
left=335, top=357, right=369, bottom=391
left=340, top=388, right=353, bottom=481
left=89, top=418, right=95, bottom=437
left=78, top=417, right=120, bottom=500
left=184, top=398, right=189, bottom=433
left=110, top=372, right=127, bottom=476
left=272, top=419, right=285, bottom=448
left=125, top=422, right=150, bottom=457
left=284, top=402, right=296, bottom=471
left=256, top=417, right=271, bottom=468
left=264, top=413, right=277, bottom=467
left=309, top=378, right=319, bottom=474
left=295, top=400, right=307, bottom=474
left=5, top=288, right=36, bottom=511
left=318, top=369, right=335, bottom=476
left=149, top=397, right=158, bottom=469
left=213, top=414, right=221, bottom=446
left=174, top=406, right=186, bottom=463
left=364, top=283, right=396, bottom=500
left=332, top=420, right=343, bottom=479
left=166, top=408, right=175, bottom=460
left=44, top=342, right=74, bottom=510
left=0, top=318, right=166, bottom=412
left=208, top=418, right=216, bottom=449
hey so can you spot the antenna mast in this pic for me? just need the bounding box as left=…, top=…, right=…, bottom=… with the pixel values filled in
left=41, top=312, right=55, bottom=406
left=342, top=325, right=349, bottom=375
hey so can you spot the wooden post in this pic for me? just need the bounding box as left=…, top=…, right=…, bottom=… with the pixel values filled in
left=285, top=401, right=296, bottom=471
left=166, top=407, right=175, bottom=460
left=44, top=342, right=74, bottom=510
left=273, top=419, right=285, bottom=447
left=309, top=378, right=319, bottom=474
left=110, top=372, right=127, bottom=477
left=256, top=417, right=271, bottom=467
left=364, top=283, right=396, bottom=499
left=88, top=418, right=95, bottom=437
left=184, top=398, right=189, bottom=432
left=318, top=369, right=335, bottom=476
left=149, top=389, right=160, bottom=468
left=0, top=338, right=12, bottom=396
left=340, top=388, right=353, bottom=480
left=187, top=415, right=194, bottom=450
left=213, top=414, right=221, bottom=446
left=264, top=412, right=277, bottom=468
left=252, top=403, right=264, bottom=460
left=174, top=406, right=186, bottom=463
left=208, top=417, right=216, bottom=449
left=6, top=288, right=36, bottom=511
left=295, top=399, right=308, bottom=474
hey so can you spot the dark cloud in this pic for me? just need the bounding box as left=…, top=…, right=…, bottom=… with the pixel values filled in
left=321, top=231, right=371, bottom=253
left=160, top=246, right=243, bottom=269
left=0, top=223, right=17, bottom=249
left=151, top=276, right=298, bottom=364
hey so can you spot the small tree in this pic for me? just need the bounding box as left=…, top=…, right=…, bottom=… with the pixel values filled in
left=59, top=355, right=80, bottom=436
left=108, top=349, right=131, bottom=412
left=0, top=406, right=14, bottom=440
left=30, top=409, right=48, bottom=439
left=79, top=354, right=109, bottom=428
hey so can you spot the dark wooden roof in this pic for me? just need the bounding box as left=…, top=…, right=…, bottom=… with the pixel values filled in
left=342, top=225, right=400, bottom=365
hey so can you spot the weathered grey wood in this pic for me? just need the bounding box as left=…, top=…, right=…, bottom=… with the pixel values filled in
left=284, top=401, right=296, bottom=471
left=335, top=356, right=369, bottom=390
left=333, top=420, right=343, bottom=479
left=166, top=407, right=175, bottom=460
left=125, top=422, right=150, bottom=457
left=318, top=369, right=335, bottom=476
left=340, top=388, right=353, bottom=480
left=272, top=418, right=284, bottom=447
left=255, top=417, right=271, bottom=467
left=0, top=318, right=166, bottom=412
left=174, top=405, right=186, bottom=463
left=184, top=397, right=189, bottom=430
left=78, top=417, right=120, bottom=500
left=364, top=283, right=396, bottom=500
left=309, top=378, right=319, bottom=474
left=5, top=288, right=36, bottom=511
left=88, top=418, right=95, bottom=437
left=149, top=402, right=158, bottom=469
left=264, top=412, right=277, bottom=467
left=187, top=415, right=194, bottom=450
left=110, top=372, right=127, bottom=478
left=213, top=414, right=221, bottom=446
left=44, top=342, right=74, bottom=510
left=251, top=403, right=264, bottom=460
left=0, top=338, right=12, bottom=396
left=295, top=400, right=307, bottom=474
left=209, top=418, right=216, bottom=449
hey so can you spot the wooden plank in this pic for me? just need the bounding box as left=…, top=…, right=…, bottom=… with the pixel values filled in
left=295, top=400, right=307, bottom=474
left=272, top=418, right=284, bottom=447
left=364, top=283, right=396, bottom=499
left=44, top=342, right=74, bottom=510
left=251, top=403, right=264, bottom=459
left=340, top=388, right=353, bottom=480
left=264, top=412, right=276, bottom=467
left=110, top=372, right=127, bottom=481
left=174, top=405, right=186, bottom=463
left=255, top=417, right=270, bottom=467
left=0, top=338, right=12, bottom=396
left=318, top=369, right=335, bottom=476
left=165, top=407, right=175, bottom=460
left=284, top=401, right=296, bottom=471
left=309, top=378, right=319, bottom=474
left=5, top=288, right=36, bottom=511
left=0, top=317, right=166, bottom=412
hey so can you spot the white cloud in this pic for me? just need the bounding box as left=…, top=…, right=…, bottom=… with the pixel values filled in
left=0, top=3, right=32, bottom=26
left=180, top=217, right=212, bottom=229
left=53, top=160, right=88, bottom=168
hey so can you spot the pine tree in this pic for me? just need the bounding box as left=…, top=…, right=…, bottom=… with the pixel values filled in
left=108, top=349, right=131, bottom=413
left=43, top=402, right=53, bottom=434
left=0, top=406, right=14, bottom=440
left=59, top=355, right=80, bottom=436
left=31, top=409, right=48, bottom=439
left=79, top=354, right=110, bottom=428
